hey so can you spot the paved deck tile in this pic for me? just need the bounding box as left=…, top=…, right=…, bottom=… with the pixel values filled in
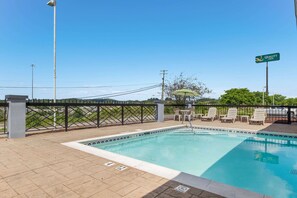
left=0, top=120, right=293, bottom=197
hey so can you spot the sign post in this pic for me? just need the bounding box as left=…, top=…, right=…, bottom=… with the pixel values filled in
left=255, top=53, right=280, bottom=96
left=266, top=62, right=268, bottom=96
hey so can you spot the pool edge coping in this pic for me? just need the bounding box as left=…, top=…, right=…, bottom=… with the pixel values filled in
left=62, top=124, right=272, bottom=198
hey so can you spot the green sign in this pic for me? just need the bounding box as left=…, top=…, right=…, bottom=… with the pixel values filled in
left=255, top=53, right=280, bottom=63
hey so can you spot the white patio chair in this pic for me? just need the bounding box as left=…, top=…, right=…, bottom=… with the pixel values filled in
left=201, top=107, right=217, bottom=121
left=173, top=108, right=181, bottom=121
left=249, top=108, right=266, bottom=125
left=221, top=108, right=238, bottom=123
left=185, top=110, right=192, bottom=121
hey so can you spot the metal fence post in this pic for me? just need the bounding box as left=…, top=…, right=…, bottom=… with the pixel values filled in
left=288, top=107, right=292, bottom=124
left=4, top=105, right=6, bottom=133
left=121, top=106, right=124, bottom=125
left=141, top=105, right=144, bottom=123
left=65, top=105, right=68, bottom=131
left=97, top=106, right=100, bottom=128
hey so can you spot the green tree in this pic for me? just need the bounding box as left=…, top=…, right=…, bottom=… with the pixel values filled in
left=252, top=91, right=273, bottom=105
left=165, top=73, right=211, bottom=104
left=251, top=91, right=264, bottom=105
left=270, top=94, right=286, bottom=105
left=220, top=88, right=289, bottom=105
left=284, top=98, right=297, bottom=105
left=196, top=98, right=219, bottom=105
left=219, top=88, right=256, bottom=105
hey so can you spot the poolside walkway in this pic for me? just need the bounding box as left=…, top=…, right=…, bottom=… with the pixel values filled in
left=0, top=120, right=294, bottom=198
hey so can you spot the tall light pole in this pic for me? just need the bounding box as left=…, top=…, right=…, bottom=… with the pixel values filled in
left=31, top=64, right=35, bottom=100
left=47, top=0, right=57, bottom=129
left=47, top=0, right=56, bottom=103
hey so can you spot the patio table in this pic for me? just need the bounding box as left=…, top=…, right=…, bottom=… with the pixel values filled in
left=241, top=115, right=250, bottom=122
left=219, top=114, right=227, bottom=120
left=196, top=113, right=204, bottom=119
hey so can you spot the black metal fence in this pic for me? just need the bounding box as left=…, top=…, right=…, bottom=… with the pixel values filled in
left=0, top=102, right=8, bottom=134
left=3, top=102, right=297, bottom=135
left=165, top=104, right=297, bottom=124
left=26, top=102, right=157, bottom=132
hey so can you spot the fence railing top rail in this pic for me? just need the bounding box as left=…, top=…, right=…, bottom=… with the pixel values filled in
left=192, top=104, right=297, bottom=108
left=27, top=99, right=156, bottom=104
left=26, top=102, right=157, bottom=107
left=164, top=104, right=297, bottom=108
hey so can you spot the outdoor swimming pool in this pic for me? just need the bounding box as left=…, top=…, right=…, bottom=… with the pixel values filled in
left=67, top=127, right=297, bottom=198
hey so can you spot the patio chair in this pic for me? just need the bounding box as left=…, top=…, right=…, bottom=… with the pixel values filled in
left=173, top=108, right=181, bottom=121
left=249, top=108, right=266, bottom=125
left=185, top=109, right=193, bottom=121
left=185, top=108, right=196, bottom=121
left=201, top=107, right=217, bottom=121
left=221, top=108, right=238, bottom=123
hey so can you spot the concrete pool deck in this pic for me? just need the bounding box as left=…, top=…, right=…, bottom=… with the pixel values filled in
left=1, top=120, right=295, bottom=198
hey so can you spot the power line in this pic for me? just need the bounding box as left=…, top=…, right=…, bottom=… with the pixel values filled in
left=0, top=86, right=110, bottom=89
left=97, top=82, right=159, bottom=87
left=0, top=82, right=159, bottom=89
left=105, top=85, right=161, bottom=98
left=76, top=84, right=161, bottom=99
left=78, top=84, right=161, bottom=99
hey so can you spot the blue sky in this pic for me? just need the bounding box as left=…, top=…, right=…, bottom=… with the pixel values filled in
left=0, top=0, right=296, bottom=100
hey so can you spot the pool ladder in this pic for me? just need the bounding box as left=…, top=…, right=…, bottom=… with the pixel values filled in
left=188, top=120, right=194, bottom=132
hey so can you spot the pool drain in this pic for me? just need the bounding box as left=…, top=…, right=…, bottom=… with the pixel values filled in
left=174, top=185, right=190, bottom=193
left=290, top=169, right=297, bottom=175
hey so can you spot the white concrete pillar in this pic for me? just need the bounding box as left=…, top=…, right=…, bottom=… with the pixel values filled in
left=157, top=103, right=164, bottom=122
left=5, top=95, right=28, bottom=138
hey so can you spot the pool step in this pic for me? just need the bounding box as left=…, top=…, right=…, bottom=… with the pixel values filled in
left=172, top=131, right=227, bottom=135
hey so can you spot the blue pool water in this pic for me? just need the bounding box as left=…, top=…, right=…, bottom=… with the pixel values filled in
left=90, top=128, right=297, bottom=198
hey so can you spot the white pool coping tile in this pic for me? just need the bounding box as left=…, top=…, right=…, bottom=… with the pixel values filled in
left=62, top=125, right=271, bottom=198
left=192, top=124, right=297, bottom=138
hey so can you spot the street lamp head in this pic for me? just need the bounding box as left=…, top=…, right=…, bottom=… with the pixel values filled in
left=47, top=0, right=56, bottom=7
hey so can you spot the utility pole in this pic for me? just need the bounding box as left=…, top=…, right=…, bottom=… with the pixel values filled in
left=31, top=64, right=36, bottom=100
left=160, top=70, right=168, bottom=101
